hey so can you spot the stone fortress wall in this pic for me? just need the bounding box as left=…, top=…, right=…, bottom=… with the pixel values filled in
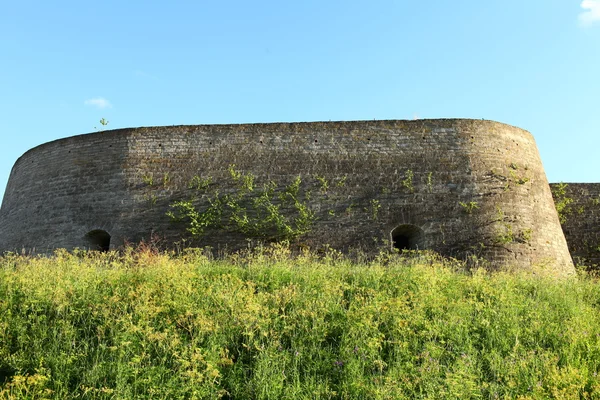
left=0, top=119, right=575, bottom=276
left=550, top=183, right=600, bottom=267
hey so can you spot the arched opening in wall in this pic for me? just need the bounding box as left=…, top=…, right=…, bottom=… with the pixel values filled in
left=84, top=230, right=111, bottom=252
left=391, top=224, right=425, bottom=251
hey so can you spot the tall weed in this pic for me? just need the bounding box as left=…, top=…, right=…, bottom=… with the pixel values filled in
left=0, top=248, right=599, bottom=398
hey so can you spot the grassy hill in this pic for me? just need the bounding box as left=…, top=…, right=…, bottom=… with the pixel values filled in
left=1, top=246, right=599, bottom=399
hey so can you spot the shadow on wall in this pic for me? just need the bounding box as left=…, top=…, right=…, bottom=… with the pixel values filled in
left=84, top=230, right=111, bottom=252
left=391, top=224, right=425, bottom=251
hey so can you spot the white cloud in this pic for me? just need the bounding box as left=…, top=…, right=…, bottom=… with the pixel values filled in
left=579, top=0, right=600, bottom=26
left=84, top=97, right=112, bottom=109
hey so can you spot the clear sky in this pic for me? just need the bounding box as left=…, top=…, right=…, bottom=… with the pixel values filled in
left=1, top=1, right=599, bottom=201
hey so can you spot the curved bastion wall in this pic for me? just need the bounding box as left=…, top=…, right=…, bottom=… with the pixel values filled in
left=0, top=119, right=574, bottom=276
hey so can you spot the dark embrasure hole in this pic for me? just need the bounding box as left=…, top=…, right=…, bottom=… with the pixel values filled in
left=391, top=224, right=425, bottom=251
left=84, top=229, right=111, bottom=252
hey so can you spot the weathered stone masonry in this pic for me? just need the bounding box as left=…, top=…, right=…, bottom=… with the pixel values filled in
left=0, top=119, right=575, bottom=276
left=550, top=183, right=600, bottom=267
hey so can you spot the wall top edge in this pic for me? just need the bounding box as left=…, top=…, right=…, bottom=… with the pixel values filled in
left=11, top=118, right=530, bottom=167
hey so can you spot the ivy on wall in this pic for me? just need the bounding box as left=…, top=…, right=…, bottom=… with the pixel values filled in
left=551, top=183, right=574, bottom=224
left=167, top=165, right=315, bottom=242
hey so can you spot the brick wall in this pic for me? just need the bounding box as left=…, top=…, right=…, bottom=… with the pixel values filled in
left=550, top=183, right=600, bottom=268
left=0, top=119, right=574, bottom=276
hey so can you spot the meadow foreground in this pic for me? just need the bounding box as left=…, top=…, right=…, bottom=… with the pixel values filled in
left=0, top=247, right=599, bottom=399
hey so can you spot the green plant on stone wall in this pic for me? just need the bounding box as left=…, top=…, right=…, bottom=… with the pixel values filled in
left=142, top=174, right=154, bottom=187
left=494, top=223, right=532, bottom=245
left=146, top=194, right=158, bottom=208
left=166, top=195, right=223, bottom=238
left=459, top=201, right=479, bottom=214
left=495, top=223, right=516, bottom=245
left=95, top=118, right=109, bottom=131
left=508, top=167, right=530, bottom=185
left=188, top=175, right=213, bottom=192
left=521, top=228, right=533, bottom=243
left=281, top=176, right=301, bottom=200
left=402, top=170, right=414, bottom=193
left=552, top=182, right=574, bottom=224
left=345, top=203, right=356, bottom=216
left=489, top=168, right=510, bottom=192
left=491, top=206, right=532, bottom=245
left=228, top=164, right=243, bottom=182
left=162, top=172, right=171, bottom=188
left=369, top=199, right=381, bottom=220
left=228, top=164, right=255, bottom=192
left=494, top=206, right=505, bottom=222
left=489, top=164, right=530, bottom=192
left=315, top=176, right=329, bottom=193
left=168, top=168, right=315, bottom=242
left=427, top=172, right=433, bottom=193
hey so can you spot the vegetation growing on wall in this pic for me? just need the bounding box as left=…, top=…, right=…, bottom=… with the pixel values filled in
left=488, top=163, right=532, bottom=192
left=94, top=117, right=109, bottom=131
left=0, top=120, right=575, bottom=275
left=167, top=166, right=316, bottom=242
left=459, top=201, right=479, bottom=214
left=402, top=169, right=414, bottom=193
left=492, top=207, right=532, bottom=246
left=552, top=183, right=574, bottom=224
left=549, top=183, right=600, bottom=271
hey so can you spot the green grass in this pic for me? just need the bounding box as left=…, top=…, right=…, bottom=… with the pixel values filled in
left=1, top=246, right=600, bottom=399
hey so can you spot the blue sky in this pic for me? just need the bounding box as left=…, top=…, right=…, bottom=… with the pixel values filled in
left=1, top=1, right=599, bottom=200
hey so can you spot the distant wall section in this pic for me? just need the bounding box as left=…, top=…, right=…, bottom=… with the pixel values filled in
left=550, top=183, right=600, bottom=267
